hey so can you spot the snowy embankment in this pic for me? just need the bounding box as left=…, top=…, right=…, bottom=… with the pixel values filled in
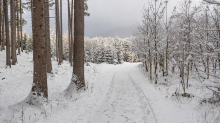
left=0, top=50, right=119, bottom=123
left=0, top=50, right=208, bottom=123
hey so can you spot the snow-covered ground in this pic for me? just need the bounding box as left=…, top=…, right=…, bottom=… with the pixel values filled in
left=0, top=50, right=218, bottom=123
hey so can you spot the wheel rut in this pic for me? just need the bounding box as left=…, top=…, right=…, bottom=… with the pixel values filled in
left=89, top=68, right=157, bottom=123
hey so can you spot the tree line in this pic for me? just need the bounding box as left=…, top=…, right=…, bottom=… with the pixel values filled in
left=0, top=0, right=88, bottom=105
left=133, top=0, right=220, bottom=102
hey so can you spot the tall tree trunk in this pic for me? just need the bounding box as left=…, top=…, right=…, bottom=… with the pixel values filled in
left=3, top=0, right=11, bottom=67
left=68, top=0, right=72, bottom=65
left=186, top=2, right=191, bottom=89
left=206, top=7, right=209, bottom=79
left=60, top=0, right=63, bottom=62
left=11, top=0, right=17, bottom=65
left=2, top=12, right=5, bottom=50
left=55, top=0, right=62, bottom=64
left=73, top=0, right=85, bottom=89
left=71, top=0, right=74, bottom=65
left=20, top=0, right=23, bottom=52
left=31, top=0, right=48, bottom=101
left=56, top=24, right=58, bottom=61
left=16, top=0, right=20, bottom=55
left=55, top=0, right=58, bottom=61
left=165, top=1, right=168, bottom=76
left=44, top=0, right=52, bottom=73
left=0, top=0, right=2, bottom=51
left=154, top=0, right=158, bottom=84
left=31, top=0, right=34, bottom=60
left=149, top=49, right=152, bottom=81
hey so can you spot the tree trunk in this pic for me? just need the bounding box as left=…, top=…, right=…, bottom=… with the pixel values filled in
left=20, top=0, right=23, bottom=52
left=149, top=49, right=152, bottom=81
left=11, top=0, right=17, bottom=65
left=45, top=0, right=52, bottom=73
left=73, top=0, right=85, bottom=89
left=16, top=0, right=20, bottom=55
left=55, top=0, right=58, bottom=61
left=31, top=0, right=48, bottom=101
left=56, top=25, right=58, bottom=61
left=2, top=11, right=5, bottom=50
left=60, top=0, right=63, bottom=62
left=3, top=0, right=11, bottom=67
left=0, top=0, right=2, bottom=50
left=55, top=0, right=62, bottom=65
left=165, top=1, right=168, bottom=76
left=154, top=0, right=157, bottom=84
left=71, top=0, right=74, bottom=65
left=68, top=0, right=72, bottom=66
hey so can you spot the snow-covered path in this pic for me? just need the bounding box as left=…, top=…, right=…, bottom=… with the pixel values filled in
left=90, top=66, right=157, bottom=123
left=0, top=50, right=202, bottom=123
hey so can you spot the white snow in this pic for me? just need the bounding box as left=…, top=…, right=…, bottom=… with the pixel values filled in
left=0, top=50, right=216, bottom=123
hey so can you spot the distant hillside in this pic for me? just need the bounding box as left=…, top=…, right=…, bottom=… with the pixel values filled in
left=101, top=26, right=135, bottom=38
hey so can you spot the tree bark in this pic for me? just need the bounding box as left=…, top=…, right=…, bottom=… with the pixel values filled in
left=3, top=0, right=11, bottom=67
left=11, top=0, right=17, bottom=65
left=16, top=0, right=20, bottom=55
left=20, top=0, right=23, bottom=52
left=154, top=0, right=158, bottom=84
left=68, top=0, right=72, bottom=66
left=68, top=0, right=71, bottom=65
left=31, top=0, right=48, bottom=100
left=55, top=0, right=62, bottom=64
left=0, top=0, right=2, bottom=50
left=45, top=0, right=52, bottom=73
left=70, top=0, right=74, bottom=66
left=60, top=0, right=63, bottom=62
left=73, top=0, right=85, bottom=89
left=2, top=11, right=5, bottom=50
left=165, top=1, right=168, bottom=76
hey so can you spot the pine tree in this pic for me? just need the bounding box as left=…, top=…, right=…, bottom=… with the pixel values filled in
left=0, top=0, right=2, bottom=51
left=20, top=0, right=23, bottom=52
left=28, top=0, right=48, bottom=104
left=55, top=0, right=62, bottom=65
left=11, top=0, right=17, bottom=65
left=3, top=0, right=11, bottom=67
left=73, top=0, right=85, bottom=89
left=116, top=43, right=123, bottom=64
left=105, top=47, right=113, bottom=64
left=44, top=0, right=52, bottom=73
left=16, top=0, right=20, bottom=55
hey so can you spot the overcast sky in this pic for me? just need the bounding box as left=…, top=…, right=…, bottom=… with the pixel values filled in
left=22, top=0, right=202, bottom=38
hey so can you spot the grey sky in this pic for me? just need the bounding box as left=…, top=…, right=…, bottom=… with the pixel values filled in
left=22, top=0, right=202, bottom=38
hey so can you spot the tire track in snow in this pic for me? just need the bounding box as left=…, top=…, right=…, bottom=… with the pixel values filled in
left=89, top=67, right=157, bottom=123
left=127, top=73, right=158, bottom=123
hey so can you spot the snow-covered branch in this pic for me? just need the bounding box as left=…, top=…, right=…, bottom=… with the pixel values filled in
left=203, top=0, right=220, bottom=5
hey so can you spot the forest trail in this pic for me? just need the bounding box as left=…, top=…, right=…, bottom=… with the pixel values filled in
left=89, top=64, right=157, bottom=123
left=0, top=50, right=200, bottom=123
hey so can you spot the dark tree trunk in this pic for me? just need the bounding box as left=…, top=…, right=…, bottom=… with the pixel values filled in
left=2, top=11, right=5, bottom=50
left=71, top=0, right=74, bottom=65
left=55, top=0, right=62, bottom=64
left=73, top=0, right=85, bottom=89
left=31, top=0, right=48, bottom=100
left=60, top=0, right=63, bottom=62
left=20, top=0, right=23, bottom=52
left=11, top=0, right=17, bottom=65
left=68, top=0, right=72, bottom=66
left=16, top=0, right=20, bottom=55
left=0, top=0, right=2, bottom=50
left=3, top=0, right=11, bottom=67
left=45, top=0, right=52, bottom=73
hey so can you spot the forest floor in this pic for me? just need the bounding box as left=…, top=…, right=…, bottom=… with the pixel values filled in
left=0, top=50, right=218, bottom=123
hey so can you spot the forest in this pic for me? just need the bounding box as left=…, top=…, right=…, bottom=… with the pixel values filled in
left=0, top=0, right=220, bottom=123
